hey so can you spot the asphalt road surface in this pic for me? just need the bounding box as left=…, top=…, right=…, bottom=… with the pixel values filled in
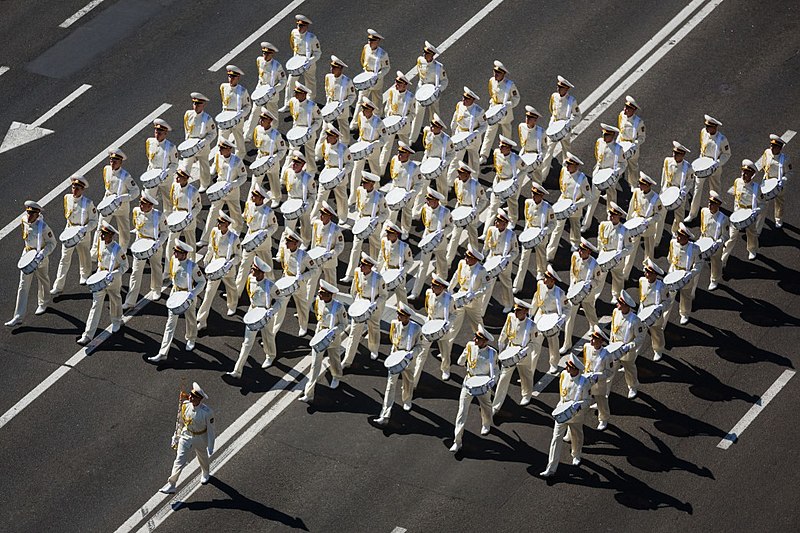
left=0, top=1, right=798, bottom=532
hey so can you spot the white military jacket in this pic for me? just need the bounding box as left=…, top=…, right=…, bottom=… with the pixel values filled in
left=63, top=194, right=98, bottom=231
left=220, top=82, right=251, bottom=115
left=132, top=207, right=168, bottom=241
left=522, top=198, right=554, bottom=230
left=459, top=342, right=497, bottom=379
left=145, top=137, right=179, bottom=175
left=389, top=319, right=421, bottom=352
left=379, top=237, right=413, bottom=270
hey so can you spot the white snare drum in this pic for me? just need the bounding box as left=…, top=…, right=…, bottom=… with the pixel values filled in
left=605, top=341, right=627, bottom=361
left=216, top=110, right=243, bottom=130
left=452, top=206, right=477, bottom=228
left=352, top=216, right=378, bottom=240
left=383, top=115, right=407, bottom=135
left=353, top=71, right=377, bottom=91
left=131, top=238, right=160, bottom=260
left=59, top=226, right=85, bottom=249
left=519, top=227, right=546, bottom=249
left=552, top=400, right=580, bottom=423
left=167, top=290, right=193, bottom=315
left=178, top=138, right=204, bottom=158
left=321, top=101, right=345, bottom=122
left=546, top=119, right=570, bottom=142
left=205, top=257, right=232, bottom=281
left=280, top=198, right=307, bottom=220
left=638, top=304, right=663, bottom=328
left=730, top=208, right=757, bottom=231
left=692, top=156, right=718, bottom=178
left=167, top=211, right=192, bottom=232
left=592, top=168, right=620, bottom=192
left=319, top=167, right=346, bottom=190
left=419, top=230, right=444, bottom=253
left=623, top=216, right=649, bottom=237
left=307, top=246, right=332, bottom=266
left=348, top=297, right=377, bottom=323
left=597, top=250, right=622, bottom=272
left=499, top=346, right=527, bottom=368
left=566, top=280, right=592, bottom=306
left=484, top=255, right=509, bottom=278
left=97, top=194, right=123, bottom=216
left=206, top=181, right=232, bottom=202
left=465, top=375, right=494, bottom=396
left=536, top=313, right=564, bottom=337
left=275, top=275, right=300, bottom=297
left=386, top=187, right=412, bottom=211
left=310, top=327, right=337, bottom=352
left=660, top=186, right=685, bottom=211
left=552, top=198, right=577, bottom=220
left=422, top=319, right=449, bottom=341
left=385, top=350, right=413, bottom=374
left=696, top=236, right=721, bottom=260
left=520, top=152, right=542, bottom=171
left=249, top=155, right=276, bottom=176
left=87, top=270, right=111, bottom=292
left=453, top=290, right=476, bottom=308
left=760, top=178, right=784, bottom=201
left=415, top=84, right=440, bottom=107
left=241, top=230, right=268, bottom=252
left=451, top=131, right=477, bottom=151
left=349, top=140, right=375, bottom=161
left=493, top=178, right=519, bottom=202
left=381, top=268, right=403, bottom=290
left=285, top=56, right=310, bottom=76
left=419, top=157, right=445, bottom=179
left=485, top=103, right=507, bottom=125
left=287, top=126, right=312, bottom=147
left=244, top=307, right=272, bottom=331
left=619, top=141, right=638, bottom=160
left=663, top=270, right=692, bottom=291
left=141, top=168, right=168, bottom=189
left=251, top=84, right=276, bottom=106
left=18, top=249, right=42, bottom=275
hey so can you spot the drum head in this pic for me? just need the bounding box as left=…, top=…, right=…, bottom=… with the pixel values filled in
left=623, top=217, right=645, bottom=230
left=546, top=120, right=568, bottom=135
left=493, top=179, right=515, bottom=194
left=536, top=313, right=560, bottom=330
left=354, top=71, right=373, bottom=83
left=18, top=249, right=38, bottom=268
left=661, top=186, right=681, bottom=205
left=244, top=307, right=268, bottom=325
left=178, top=139, right=200, bottom=150
left=381, top=268, right=402, bottom=284
left=663, top=271, right=686, bottom=285
left=597, top=250, right=617, bottom=264
left=761, top=178, right=779, bottom=194
left=349, top=298, right=373, bottom=316
left=205, top=257, right=227, bottom=274
left=386, top=188, right=409, bottom=204
left=350, top=140, right=372, bottom=152
left=310, top=328, right=333, bottom=345
left=131, top=238, right=157, bottom=254
left=216, top=110, right=238, bottom=122
left=385, top=350, right=411, bottom=368
left=60, top=226, right=83, bottom=240
left=207, top=181, right=228, bottom=194
left=307, top=247, right=328, bottom=261
left=87, top=270, right=108, bottom=285
left=451, top=131, right=473, bottom=144
left=422, top=319, right=447, bottom=334
left=484, top=255, right=504, bottom=271
left=452, top=205, right=474, bottom=219
left=692, top=156, right=715, bottom=172
left=287, top=126, right=309, bottom=142
left=280, top=198, right=305, bottom=215
left=352, top=216, right=373, bottom=234
left=384, top=115, right=404, bottom=128
left=730, top=209, right=753, bottom=224
left=499, top=346, right=521, bottom=361
left=638, top=304, right=658, bottom=320
left=552, top=198, right=573, bottom=212
left=167, top=211, right=189, bottom=225
left=465, top=375, right=492, bottom=388
left=275, top=275, right=298, bottom=291
left=420, top=157, right=442, bottom=173
left=419, top=230, right=442, bottom=248
left=321, top=101, right=341, bottom=114
left=167, top=290, right=191, bottom=308
left=416, top=84, right=437, bottom=100
left=552, top=400, right=575, bottom=417
left=566, top=281, right=587, bottom=299
left=97, top=195, right=118, bottom=209
left=696, top=236, right=715, bottom=253
left=520, top=227, right=543, bottom=241
left=320, top=167, right=343, bottom=183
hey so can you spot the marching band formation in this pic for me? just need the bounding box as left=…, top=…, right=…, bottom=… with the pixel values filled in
left=6, top=14, right=793, bottom=481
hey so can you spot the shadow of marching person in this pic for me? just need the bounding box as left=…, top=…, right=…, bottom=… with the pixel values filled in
left=690, top=319, right=793, bottom=368
left=612, top=390, right=727, bottom=439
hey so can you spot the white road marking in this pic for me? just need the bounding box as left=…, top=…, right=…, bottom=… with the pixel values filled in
left=0, top=103, right=171, bottom=242
left=208, top=0, right=307, bottom=72
left=58, top=0, right=106, bottom=28
left=391, top=528, right=408, bottom=533
left=0, top=66, right=9, bottom=77
left=30, top=84, right=92, bottom=128
left=781, top=129, right=796, bottom=143
left=717, top=370, right=795, bottom=450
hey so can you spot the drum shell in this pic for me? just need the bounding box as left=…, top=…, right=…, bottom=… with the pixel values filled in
left=353, top=71, right=377, bottom=91
left=206, top=182, right=232, bottom=202
left=415, top=84, right=440, bottom=106
left=97, top=195, right=123, bottom=216
left=352, top=216, right=377, bottom=240
left=419, top=157, right=445, bottom=179
left=205, top=257, right=232, bottom=281
left=59, top=226, right=86, bottom=249
left=451, top=206, right=477, bottom=228
left=131, top=238, right=160, bottom=260
left=167, top=211, right=192, bottom=232
left=485, top=104, right=507, bottom=125
left=18, top=250, right=42, bottom=275
left=285, top=56, right=310, bottom=76
left=419, top=230, right=444, bottom=254
left=421, top=319, right=449, bottom=341
left=178, top=138, right=204, bottom=158
left=519, top=227, right=546, bottom=249
left=319, top=168, right=346, bottom=190
left=287, top=126, right=312, bottom=147
left=216, top=110, right=243, bottom=130
left=241, top=230, right=268, bottom=252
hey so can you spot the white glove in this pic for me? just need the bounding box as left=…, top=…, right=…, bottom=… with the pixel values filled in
left=35, top=251, right=44, bottom=262
left=623, top=342, right=635, bottom=353
left=170, top=435, right=179, bottom=448
left=207, top=448, right=214, bottom=457
left=105, top=272, right=114, bottom=283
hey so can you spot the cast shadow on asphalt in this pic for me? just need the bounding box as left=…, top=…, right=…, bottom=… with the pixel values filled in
left=11, top=306, right=85, bottom=336
left=637, top=356, right=761, bottom=403
left=690, top=319, right=794, bottom=368
left=173, top=477, right=308, bottom=530
left=611, top=390, right=726, bottom=439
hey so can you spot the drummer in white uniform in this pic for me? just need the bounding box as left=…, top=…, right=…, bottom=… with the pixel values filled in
left=518, top=105, right=547, bottom=185
left=726, top=159, right=761, bottom=261
left=617, top=95, right=646, bottom=190
left=348, top=98, right=386, bottom=204
left=513, top=182, right=554, bottom=293
left=377, top=222, right=413, bottom=306
left=422, top=114, right=454, bottom=196
left=608, top=290, right=645, bottom=399
left=307, top=202, right=345, bottom=289
left=377, top=71, right=416, bottom=175
left=531, top=265, right=566, bottom=375
left=660, top=141, right=694, bottom=235
left=546, top=152, right=592, bottom=261
left=197, top=212, right=241, bottom=332
left=595, top=202, right=629, bottom=303
left=218, top=65, right=251, bottom=159
left=343, top=172, right=388, bottom=281
left=446, top=162, right=487, bottom=264
left=582, top=123, right=627, bottom=230
left=700, top=191, right=733, bottom=291
left=487, top=135, right=525, bottom=224
left=318, top=55, right=357, bottom=147
left=166, top=168, right=202, bottom=264
left=541, top=76, right=581, bottom=171
left=638, top=259, right=670, bottom=362
left=622, top=172, right=663, bottom=279
left=51, top=176, right=97, bottom=296
left=582, top=326, right=613, bottom=431
left=77, top=222, right=128, bottom=345
left=271, top=228, right=313, bottom=340
left=375, top=303, right=421, bottom=425
left=235, top=184, right=278, bottom=296
left=560, top=238, right=603, bottom=354
left=686, top=114, right=731, bottom=222
left=286, top=82, right=322, bottom=170
left=252, top=109, right=288, bottom=206
left=281, top=15, right=321, bottom=111
left=417, top=273, right=457, bottom=385
left=450, top=325, right=497, bottom=453
left=94, top=149, right=139, bottom=253
left=665, top=223, right=700, bottom=326
left=343, top=253, right=388, bottom=366
left=227, top=256, right=280, bottom=379
left=144, top=119, right=178, bottom=213
left=447, top=86, right=486, bottom=178
left=492, top=299, right=540, bottom=414
left=300, top=280, right=348, bottom=403
left=409, top=187, right=452, bottom=301
left=313, top=124, right=354, bottom=222
left=124, top=191, right=168, bottom=310
left=410, top=41, right=448, bottom=144
left=281, top=150, right=317, bottom=243
left=447, top=246, right=488, bottom=366
left=386, top=142, right=422, bottom=238
left=243, top=42, right=287, bottom=141
left=482, top=208, right=519, bottom=313
left=479, top=60, right=521, bottom=165
left=182, top=93, right=216, bottom=192
left=351, top=29, right=391, bottom=126
left=149, top=241, right=206, bottom=362
left=200, top=137, right=247, bottom=245
left=6, top=201, right=57, bottom=328
left=756, top=134, right=793, bottom=229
